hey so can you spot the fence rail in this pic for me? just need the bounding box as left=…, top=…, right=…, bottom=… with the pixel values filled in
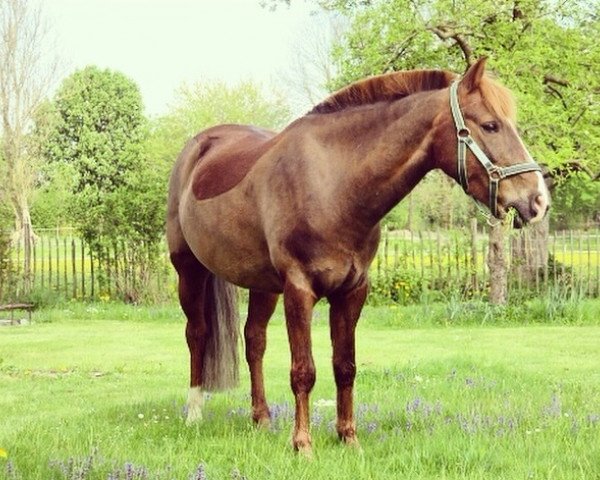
left=1, top=226, right=599, bottom=304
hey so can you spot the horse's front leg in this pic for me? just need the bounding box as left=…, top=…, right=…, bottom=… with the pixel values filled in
left=244, top=290, right=279, bottom=427
left=328, top=282, right=368, bottom=446
left=283, top=279, right=317, bottom=454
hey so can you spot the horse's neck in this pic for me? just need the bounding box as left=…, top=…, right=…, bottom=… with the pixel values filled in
left=320, top=91, right=444, bottom=230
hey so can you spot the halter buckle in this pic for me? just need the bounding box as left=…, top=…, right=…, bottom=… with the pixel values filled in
left=489, top=167, right=502, bottom=181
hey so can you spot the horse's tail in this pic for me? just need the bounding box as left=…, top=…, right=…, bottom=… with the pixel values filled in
left=202, top=275, right=240, bottom=391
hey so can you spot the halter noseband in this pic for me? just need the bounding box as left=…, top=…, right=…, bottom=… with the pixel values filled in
left=449, top=80, right=541, bottom=218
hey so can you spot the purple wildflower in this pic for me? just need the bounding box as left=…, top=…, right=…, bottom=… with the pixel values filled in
left=189, top=464, right=207, bottom=480
left=366, top=421, right=378, bottom=433
left=543, top=393, right=562, bottom=418
left=231, top=468, right=248, bottom=480
left=5, top=460, right=19, bottom=480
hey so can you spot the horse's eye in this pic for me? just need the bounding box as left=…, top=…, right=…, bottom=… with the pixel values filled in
left=482, top=121, right=499, bottom=133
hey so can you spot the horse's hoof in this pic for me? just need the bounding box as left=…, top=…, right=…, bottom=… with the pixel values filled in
left=252, top=406, right=271, bottom=429
left=342, top=434, right=361, bottom=449
left=186, top=387, right=204, bottom=425
left=337, top=424, right=360, bottom=447
left=186, top=406, right=203, bottom=425
left=254, top=415, right=271, bottom=429
left=293, top=432, right=313, bottom=458
left=295, top=443, right=313, bottom=459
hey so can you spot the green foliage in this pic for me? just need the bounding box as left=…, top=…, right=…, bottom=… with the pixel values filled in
left=146, top=80, right=291, bottom=170
left=42, top=67, right=163, bottom=302
left=46, top=66, right=147, bottom=193
left=331, top=0, right=600, bottom=226
left=30, top=162, right=78, bottom=228
left=383, top=171, right=476, bottom=230
left=369, top=267, right=423, bottom=305
left=549, top=173, right=600, bottom=229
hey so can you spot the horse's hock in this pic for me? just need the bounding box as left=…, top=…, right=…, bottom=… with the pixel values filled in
left=0, top=303, right=34, bottom=326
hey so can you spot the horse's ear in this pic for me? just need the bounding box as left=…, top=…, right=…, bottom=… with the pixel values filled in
left=461, top=57, right=488, bottom=92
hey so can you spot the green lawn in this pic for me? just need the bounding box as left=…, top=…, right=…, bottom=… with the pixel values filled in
left=1, top=303, right=600, bottom=479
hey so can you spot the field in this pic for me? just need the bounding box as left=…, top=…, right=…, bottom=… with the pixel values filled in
left=1, top=302, right=600, bottom=479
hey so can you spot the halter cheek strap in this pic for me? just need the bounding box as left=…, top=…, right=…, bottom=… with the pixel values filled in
left=449, top=81, right=541, bottom=218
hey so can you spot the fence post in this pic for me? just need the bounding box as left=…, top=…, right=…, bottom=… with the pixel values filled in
left=71, top=238, right=77, bottom=299
left=487, top=223, right=507, bottom=305
left=470, top=218, right=478, bottom=293
left=63, top=237, right=68, bottom=298
left=81, top=241, right=86, bottom=299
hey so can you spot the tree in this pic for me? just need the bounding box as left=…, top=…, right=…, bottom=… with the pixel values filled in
left=324, top=0, right=599, bottom=302
left=0, top=0, right=58, bottom=286
left=281, top=11, right=347, bottom=113
left=44, top=66, right=163, bottom=302
left=147, top=80, right=290, bottom=170
left=331, top=0, right=599, bottom=175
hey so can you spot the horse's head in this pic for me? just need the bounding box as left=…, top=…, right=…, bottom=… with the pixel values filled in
left=433, top=58, right=550, bottom=227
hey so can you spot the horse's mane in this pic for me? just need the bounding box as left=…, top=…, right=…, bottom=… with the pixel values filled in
left=309, top=68, right=516, bottom=121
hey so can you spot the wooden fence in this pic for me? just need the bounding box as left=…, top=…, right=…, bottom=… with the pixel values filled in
left=369, top=225, right=599, bottom=302
left=1, top=226, right=598, bottom=303
left=1, top=228, right=174, bottom=303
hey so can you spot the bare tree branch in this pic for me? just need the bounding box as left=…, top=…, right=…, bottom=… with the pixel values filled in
left=544, top=84, right=568, bottom=109
left=428, top=25, right=473, bottom=67
left=0, top=0, right=59, bottom=284
left=543, top=74, right=569, bottom=87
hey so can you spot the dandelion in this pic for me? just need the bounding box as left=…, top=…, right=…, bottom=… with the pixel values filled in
left=137, top=413, right=144, bottom=419
left=0, top=448, right=7, bottom=458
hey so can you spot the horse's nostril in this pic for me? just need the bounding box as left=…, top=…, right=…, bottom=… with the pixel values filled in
left=530, top=194, right=548, bottom=218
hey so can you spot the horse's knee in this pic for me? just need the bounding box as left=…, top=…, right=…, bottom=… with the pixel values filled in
left=333, top=359, right=356, bottom=389
left=186, top=321, right=207, bottom=347
left=290, top=362, right=316, bottom=394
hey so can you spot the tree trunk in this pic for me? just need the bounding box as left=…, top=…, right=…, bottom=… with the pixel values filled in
left=9, top=200, right=35, bottom=294
left=510, top=215, right=549, bottom=286
left=487, top=222, right=507, bottom=305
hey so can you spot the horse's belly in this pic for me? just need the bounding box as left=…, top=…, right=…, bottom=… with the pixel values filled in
left=180, top=196, right=283, bottom=292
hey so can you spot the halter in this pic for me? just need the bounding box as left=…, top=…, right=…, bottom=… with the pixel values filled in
left=449, top=80, right=541, bottom=218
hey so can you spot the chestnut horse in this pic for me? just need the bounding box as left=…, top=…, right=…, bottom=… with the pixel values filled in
left=167, top=59, right=549, bottom=453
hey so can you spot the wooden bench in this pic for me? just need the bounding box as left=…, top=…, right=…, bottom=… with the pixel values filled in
left=0, top=303, right=34, bottom=325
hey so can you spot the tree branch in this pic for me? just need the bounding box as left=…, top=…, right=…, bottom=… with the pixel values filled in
left=544, top=84, right=568, bottom=110
left=548, top=161, right=599, bottom=181
left=428, top=25, right=473, bottom=67
left=543, top=74, right=569, bottom=87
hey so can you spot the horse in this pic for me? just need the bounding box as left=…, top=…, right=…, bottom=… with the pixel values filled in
left=166, top=58, right=550, bottom=453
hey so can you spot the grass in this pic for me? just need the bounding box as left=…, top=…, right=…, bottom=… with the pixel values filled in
left=1, top=301, right=600, bottom=479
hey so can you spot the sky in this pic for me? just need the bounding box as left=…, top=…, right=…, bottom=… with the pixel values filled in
left=43, top=0, right=323, bottom=118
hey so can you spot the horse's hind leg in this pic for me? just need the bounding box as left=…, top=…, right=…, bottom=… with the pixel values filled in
left=170, top=250, right=211, bottom=424
left=244, top=290, right=279, bottom=427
